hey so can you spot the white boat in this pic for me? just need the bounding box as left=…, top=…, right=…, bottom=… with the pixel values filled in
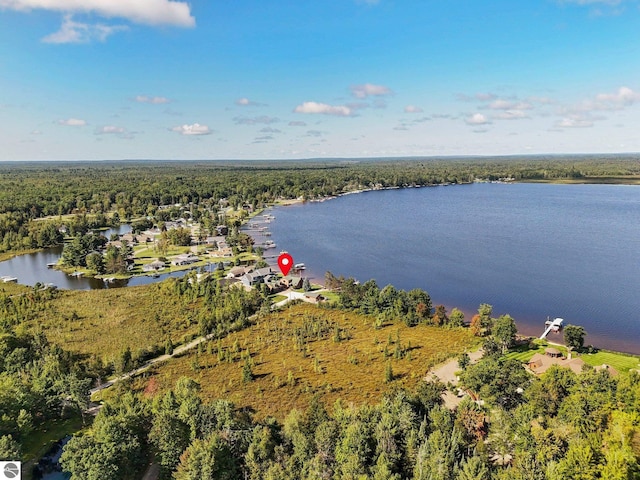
left=71, top=272, right=84, bottom=278
left=294, top=263, right=306, bottom=270
left=1, top=276, right=17, bottom=283
left=46, top=262, right=57, bottom=268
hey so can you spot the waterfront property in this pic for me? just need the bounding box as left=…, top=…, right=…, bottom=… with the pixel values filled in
left=171, top=253, right=200, bottom=266
left=527, top=347, right=619, bottom=376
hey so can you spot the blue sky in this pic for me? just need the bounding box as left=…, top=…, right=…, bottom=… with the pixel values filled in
left=1, top=0, right=640, bottom=160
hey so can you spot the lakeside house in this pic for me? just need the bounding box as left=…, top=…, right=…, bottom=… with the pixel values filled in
left=171, top=253, right=200, bottom=266
left=239, top=267, right=274, bottom=288
left=527, top=348, right=618, bottom=376
left=227, top=266, right=254, bottom=278
left=142, top=259, right=166, bottom=273
left=281, top=274, right=303, bottom=289
left=527, top=348, right=586, bottom=375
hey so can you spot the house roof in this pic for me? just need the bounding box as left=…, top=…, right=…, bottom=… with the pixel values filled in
left=254, top=267, right=273, bottom=277
left=527, top=352, right=585, bottom=375
left=594, top=364, right=619, bottom=376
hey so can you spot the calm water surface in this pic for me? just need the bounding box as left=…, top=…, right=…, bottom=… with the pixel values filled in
left=267, top=183, right=640, bottom=353
left=0, top=225, right=191, bottom=289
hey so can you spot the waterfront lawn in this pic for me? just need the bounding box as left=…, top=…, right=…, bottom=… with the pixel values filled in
left=580, top=350, right=640, bottom=373
left=505, top=340, right=640, bottom=373
left=505, top=339, right=568, bottom=363
left=132, top=303, right=479, bottom=420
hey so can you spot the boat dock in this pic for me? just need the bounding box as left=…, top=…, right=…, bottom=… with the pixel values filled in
left=540, top=317, right=564, bottom=339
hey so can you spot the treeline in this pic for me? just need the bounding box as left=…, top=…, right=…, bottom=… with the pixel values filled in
left=325, top=272, right=465, bottom=328
left=171, top=272, right=269, bottom=337
left=58, top=358, right=640, bottom=480
left=2, top=156, right=639, bottom=254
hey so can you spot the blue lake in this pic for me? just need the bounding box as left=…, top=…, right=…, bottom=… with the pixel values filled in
left=266, top=183, right=640, bottom=354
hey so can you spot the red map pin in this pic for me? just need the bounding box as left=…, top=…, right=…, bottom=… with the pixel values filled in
left=277, top=252, right=293, bottom=276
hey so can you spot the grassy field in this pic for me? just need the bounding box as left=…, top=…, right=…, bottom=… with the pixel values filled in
left=580, top=350, right=640, bottom=372
left=130, top=303, right=479, bottom=420
left=0, top=282, right=32, bottom=296
left=29, top=282, right=201, bottom=362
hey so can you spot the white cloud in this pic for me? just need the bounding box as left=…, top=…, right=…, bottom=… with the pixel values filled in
left=235, top=97, right=264, bottom=106
left=96, top=125, right=125, bottom=134
left=233, top=115, right=279, bottom=125
left=487, top=99, right=533, bottom=110
left=171, top=123, right=211, bottom=135
left=1, top=0, right=195, bottom=27
left=135, top=95, right=170, bottom=104
left=475, top=92, right=498, bottom=101
left=556, top=114, right=594, bottom=128
left=346, top=102, right=370, bottom=110
left=464, top=113, right=490, bottom=125
left=557, top=86, right=639, bottom=128
left=305, top=130, right=325, bottom=137
left=493, top=110, right=529, bottom=120
left=350, top=83, right=392, bottom=99
left=57, top=118, right=86, bottom=126
left=294, top=101, right=352, bottom=116
left=595, top=86, right=640, bottom=107
left=404, top=105, right=423, bottom=113
left=43, top=14, right=127, bottom=43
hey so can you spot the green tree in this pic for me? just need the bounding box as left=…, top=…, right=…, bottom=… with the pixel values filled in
left=384, top=360, right=394, bottom=383
left=454, top=455, right=490, bottom=480
left=551, top=439, right=599, bottom=480
left=60, top=435, right=121, bottom=480
left=242, top=357, right=254, bottom=383
left=449, top=308, right=465, bottom=328
left=86, top=252, right=105, bottom=274
left=564, top=324, right=586, bottom=351
left=458, top=353, right=471, bottom=371
left=149, top=412, right=191, bottom=474
left=493, top=314, right=517, bottom=353
left=0, top=435, right=21, bottom=461
left=174, top=433, right=239, bottom=480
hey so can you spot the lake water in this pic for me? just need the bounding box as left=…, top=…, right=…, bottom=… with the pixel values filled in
left=266, top=183, right=640, bottom=354
left=0, top=225, right=192, bottom=290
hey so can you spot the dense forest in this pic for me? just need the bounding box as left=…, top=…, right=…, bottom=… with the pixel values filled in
left=58, top=363, right=640, bottom=480
left=1, top=155, right=639, bottom=255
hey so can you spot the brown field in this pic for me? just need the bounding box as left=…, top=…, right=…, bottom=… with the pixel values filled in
left=132, top=303, right=479, bottom=420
